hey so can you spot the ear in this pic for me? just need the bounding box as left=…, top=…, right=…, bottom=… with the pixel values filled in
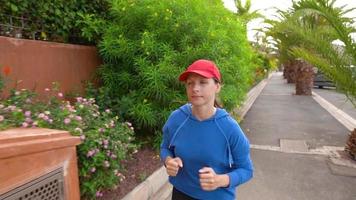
left=215, top=83, right=221, bottom=93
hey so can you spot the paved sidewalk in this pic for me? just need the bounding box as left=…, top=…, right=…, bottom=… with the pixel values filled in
left=238, top=72, right=356, bottom=200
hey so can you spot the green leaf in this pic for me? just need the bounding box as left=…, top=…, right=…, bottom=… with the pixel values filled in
left=10, top=4, right=18, bottom=12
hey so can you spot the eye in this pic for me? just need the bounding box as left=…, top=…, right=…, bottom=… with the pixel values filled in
left=200, top=80, right=208, bottom=84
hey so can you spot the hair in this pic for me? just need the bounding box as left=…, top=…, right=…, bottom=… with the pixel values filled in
left=213, top=79, right=222, bottom=108
left=214, top=99, right=222, bottom=108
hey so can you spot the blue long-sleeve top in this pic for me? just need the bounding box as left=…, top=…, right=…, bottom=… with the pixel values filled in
left=160, top=104, right=253, bottom=200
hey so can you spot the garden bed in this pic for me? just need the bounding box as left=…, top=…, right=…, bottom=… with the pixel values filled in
left=101, top=146, right=162, bottom=200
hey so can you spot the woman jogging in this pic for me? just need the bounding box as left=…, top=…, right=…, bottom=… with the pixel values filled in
left=160, top=59, right=253, bottom=200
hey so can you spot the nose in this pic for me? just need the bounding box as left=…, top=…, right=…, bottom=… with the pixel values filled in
left=192, top=83, right=199, bottom=92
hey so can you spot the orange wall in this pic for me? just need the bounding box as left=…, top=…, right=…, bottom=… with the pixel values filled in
left=0, top=36, right=101, bottom=98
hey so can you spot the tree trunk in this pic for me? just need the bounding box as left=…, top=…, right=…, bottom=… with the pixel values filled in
left=295, top=59, right=314, bottom=95
left=283, top=61, right=289, bottom=79
left=286, top=60, right=298, bottom=83
left=345, top=128, right=356, bottom=160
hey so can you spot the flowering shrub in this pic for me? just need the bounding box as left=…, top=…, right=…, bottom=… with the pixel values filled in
left=0, top=85, right=138, bottom=199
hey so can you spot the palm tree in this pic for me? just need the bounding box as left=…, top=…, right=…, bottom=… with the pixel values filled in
left=289, top=0, right=356, bottom=104
left=265, top=0, right=355, bottom=99
left=234, top=0, right=263, bottom=24
left=266, top=0, right=356, bottom=158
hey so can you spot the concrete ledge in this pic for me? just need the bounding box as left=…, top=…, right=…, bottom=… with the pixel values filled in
left=151, top=181, right=173, bottom=200
left=312, top=91, right=356, bottom=132
left=121, top=166, right=168, bottom=200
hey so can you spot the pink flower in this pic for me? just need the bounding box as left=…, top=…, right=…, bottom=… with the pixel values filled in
left=96, top=191, right=103, bottom=197
left=89, top=98, right=95, bottom=103
left=111, top=154, right=117, bottom=159
left=64, top=118, right=71, bottom=124
left=25, top=118, right=32, bottom=123
left=0, top=115, right=4, bottom=122
left=90, top=167, right=96, bottom=173
left=86, top=150, right=95, bottom=157
left=110, top=121, right=115, bottom=127
left=80, top=135, right=85, bottom=141
left=125, top=122, right=132, bottom=127
left=43, top=115, right=49, bottom=121
left=58, top=92, right=63, bottom=98
left=75, top=116, right=82, bottom=121
left=24, top=111, right=31, bottom=117
left=103, top=140, right=109, bottom=145
left=99, top=128, right=105, bottom=133
left=48, top=119, right=53, bottom=124
left=8, top=105, right=16, bottom=111
left=76, top=97, right=83, bottom=102
left=44, top=88, right=50, bottom=92
left=22, top=122, right=29, bottom=128
left=38, top=113, right=45, bottom=118
left=105, top=109, right=110, bottom=113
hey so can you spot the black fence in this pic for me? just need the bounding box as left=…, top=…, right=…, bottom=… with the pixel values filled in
left=0, top=14, right=91, bottom=45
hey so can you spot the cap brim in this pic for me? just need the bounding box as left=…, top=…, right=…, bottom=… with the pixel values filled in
left=178, top=70, right=214, bottom=81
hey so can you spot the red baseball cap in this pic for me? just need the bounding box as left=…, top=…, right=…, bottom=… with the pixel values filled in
left=179, top=59, right=221, bottom=82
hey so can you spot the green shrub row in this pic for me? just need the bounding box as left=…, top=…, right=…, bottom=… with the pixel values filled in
left=0, top=0, right=109, bottom=44
left=94, top=0, right=255, bottom=138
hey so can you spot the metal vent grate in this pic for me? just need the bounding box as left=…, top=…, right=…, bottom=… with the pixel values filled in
left=0, top=168, right=64, bottom=200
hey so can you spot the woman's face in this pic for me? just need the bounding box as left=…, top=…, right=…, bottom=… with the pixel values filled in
left=185, top=73, right=220, bottom=108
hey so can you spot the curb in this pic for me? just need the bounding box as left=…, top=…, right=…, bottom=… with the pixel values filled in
left=234, top=73, right=273, bottom=120
left=121, top=166, right=168, bottom=200
left=120, top=73, right=272, bottom=200
left=312, top=91, right=356, bottom=132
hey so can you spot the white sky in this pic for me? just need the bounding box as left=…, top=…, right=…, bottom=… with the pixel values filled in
left=222, top=0, right=356, bottom=41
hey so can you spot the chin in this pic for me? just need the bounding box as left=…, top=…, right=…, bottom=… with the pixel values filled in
left=189, top=101, right=206, bottom=107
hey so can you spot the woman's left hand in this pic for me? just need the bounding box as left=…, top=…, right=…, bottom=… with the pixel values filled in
left=198, top=167, right=229, bottom=191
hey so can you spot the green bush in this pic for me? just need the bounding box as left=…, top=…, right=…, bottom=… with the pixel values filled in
left=0, top=0, right=109, bottom=44
left=0, top=85, right=138, bottom=199
left=97, top=0, right=255, bottom=136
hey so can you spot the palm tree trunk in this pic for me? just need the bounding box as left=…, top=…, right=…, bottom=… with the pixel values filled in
left=295, top=59, right=314, bottom=95
left=285, top=59, right=298, bottom=83
left=345, top=128, right=356, bottom=160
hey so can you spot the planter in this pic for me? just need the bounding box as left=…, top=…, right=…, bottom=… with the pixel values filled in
left=0, top=128, right=81, bottom=199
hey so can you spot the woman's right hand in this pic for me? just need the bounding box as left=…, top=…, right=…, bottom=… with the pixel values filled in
left=165, top=156, right=183, bottom=176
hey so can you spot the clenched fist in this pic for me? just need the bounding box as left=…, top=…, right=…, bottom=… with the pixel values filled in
left=199, top=167, right=230, bottom=191
left=164, top=156, right=183, bottom=176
